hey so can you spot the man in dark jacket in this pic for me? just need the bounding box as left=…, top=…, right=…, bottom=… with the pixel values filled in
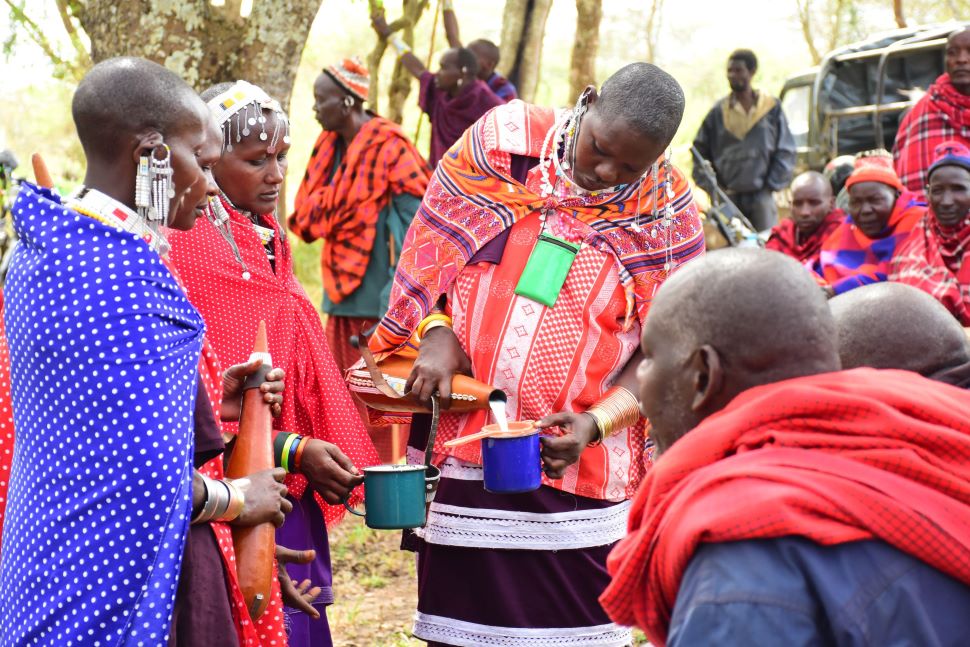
left=693, top=49, right=796, bottom=230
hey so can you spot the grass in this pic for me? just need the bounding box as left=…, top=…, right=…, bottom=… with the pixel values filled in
left=290, top=237, right=324, bottom=312
left=328, top=515, right=422, bottom=646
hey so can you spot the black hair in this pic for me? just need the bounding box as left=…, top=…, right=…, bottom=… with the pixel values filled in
left=595, top=62, right=685, bottom=148
left=72, top=57, right=202, bottom=161
left=728, top=48, right=758, bottom=73
left=468, top=39, right=501, bottom=65
left=200, top=82, right=235, bottom=103
left=456, top=47, right=480, bottom=77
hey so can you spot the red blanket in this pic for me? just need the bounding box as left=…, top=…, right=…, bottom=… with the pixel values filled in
left=0, top=292, right=11, bottom=545
left=600, top=369, right=970, bottom=646
left=893, top=73, right=970, bottom=193
left=765, top=209, right=844, bottom=266
left=289, top=116, right=430, bottom=303
left=891, top=213, right=970, bottom=325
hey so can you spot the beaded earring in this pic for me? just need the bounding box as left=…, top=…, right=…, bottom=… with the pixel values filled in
left=206, top=195, right=252, bottom=281
left=136, top=144, right=174, bottom=230
left=150, top=144, right=175, bottom=227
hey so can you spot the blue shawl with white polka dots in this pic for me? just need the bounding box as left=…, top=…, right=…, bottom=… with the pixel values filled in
left=0, top=182, right=205, bottom=645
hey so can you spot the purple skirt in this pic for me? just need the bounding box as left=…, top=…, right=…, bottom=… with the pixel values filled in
left=404, top=421, right=633, bottom=646
left=277, top=495, right=334, bottom=647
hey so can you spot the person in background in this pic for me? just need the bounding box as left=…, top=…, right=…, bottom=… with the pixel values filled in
left=893, top=27, right=970, bottom=194
left=168, top=78, right=382, bottom=646
left=830, top=282, right=970, bottom=388
left=692, top=48, right=796, bottom=231
left=766, top=171, right=844, bottom=267
left=288, top=59, right=430, bottom=463
left=371, top=9, right=503, bottom=166
left=601, top=248, right=970, bottom=646
left=441, top=0, right=517, bottom=101
left=814, top=153, right=925, bottom=295
left=891, top=141, right=970, bottom=325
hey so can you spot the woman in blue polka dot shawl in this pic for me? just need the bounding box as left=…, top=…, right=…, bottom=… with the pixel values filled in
left=0, top=58, right=290, bottom=646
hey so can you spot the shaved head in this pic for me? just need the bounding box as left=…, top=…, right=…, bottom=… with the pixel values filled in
left=639, top=248, right=840, bottom=453
left=830, top=282, right=970, bottom=378
left=72, top=57, right=205, bottom=162
left=594, top=63, right=685, bottom=149
left=791, top=170, right=832, bottom=197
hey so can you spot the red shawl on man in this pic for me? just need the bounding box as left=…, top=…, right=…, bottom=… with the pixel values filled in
left=169, top=199, right=379, bottom=524
left=765, top=209, right=844, bottom=266
left=600, top=369, right=970, bottom=647
left=288, top=116, right=430, bottom=304
left=891, top=213, right=970, bottom=324
left=894, top=73, right=970, bottom=193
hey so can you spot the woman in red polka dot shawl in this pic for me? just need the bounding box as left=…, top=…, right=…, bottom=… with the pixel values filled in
left=167, top=81, right=379, bottom=647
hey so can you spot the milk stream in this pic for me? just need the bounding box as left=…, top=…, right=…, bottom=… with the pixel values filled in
left=489, top=398, right=510, bottom=433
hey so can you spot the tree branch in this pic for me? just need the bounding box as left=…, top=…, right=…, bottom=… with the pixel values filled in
left=795, top=0, right=821, bottom=65
left=2, top=0, right=82, bottom=79
left=54, top=0, right=92, bottom=70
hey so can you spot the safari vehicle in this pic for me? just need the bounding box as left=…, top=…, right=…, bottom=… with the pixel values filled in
left=780, top=22, right=970, bottom=172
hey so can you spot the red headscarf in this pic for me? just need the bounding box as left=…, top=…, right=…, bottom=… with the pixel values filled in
left=600, top=369, right=970, bottom=646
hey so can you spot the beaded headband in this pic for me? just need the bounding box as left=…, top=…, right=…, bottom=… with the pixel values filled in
left=206, top=80, right=291, bottom=152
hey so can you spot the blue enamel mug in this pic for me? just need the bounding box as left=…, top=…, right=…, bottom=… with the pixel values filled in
left=481, top=421, right=542, bottom=494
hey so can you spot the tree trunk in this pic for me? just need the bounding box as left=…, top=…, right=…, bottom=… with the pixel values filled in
left=498, top=0, right=552, bottom=102
left=568, top=0, right=602, bottom=100
left=73, top=0, right=322, bottom=111
left=644, top=0, right=665, bottom=64
left=388, top=0, right=431, bottom=123
left=367, top=0, right=430, bottom=124
left=893, top=0, right=907, bottom=28
left=497, top=0, right=528, bottom=80
left=795, top=0, right=822, bottom=65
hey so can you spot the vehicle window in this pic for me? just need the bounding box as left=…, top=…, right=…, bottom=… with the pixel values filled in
left=782, top=84, right=811, bottom=148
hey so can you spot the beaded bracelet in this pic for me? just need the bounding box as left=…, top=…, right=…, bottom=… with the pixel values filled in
left=293, top=436, right=311, bottom=472
left=584, top=386, right=642, bottom=446
left=274, top=431, right=299, bottom=471
left=280, top=433, right=299, bottom=472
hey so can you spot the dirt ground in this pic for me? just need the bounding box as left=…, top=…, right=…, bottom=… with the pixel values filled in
left=327, top=515, right=422, bottom=646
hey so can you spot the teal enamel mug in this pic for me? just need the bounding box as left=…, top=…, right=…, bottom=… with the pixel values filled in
left=343, top=464, right=431, bottom=529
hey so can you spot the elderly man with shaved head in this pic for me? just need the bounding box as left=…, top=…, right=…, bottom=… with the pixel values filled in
left=599, top=248, right=970, bottom=647
left=894, top=27, right=970, bottom=193
left=830, top=281, right=970, bottom=387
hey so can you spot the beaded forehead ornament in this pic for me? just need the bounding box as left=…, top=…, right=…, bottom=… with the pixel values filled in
left=207, top=80, right=291, bottom=153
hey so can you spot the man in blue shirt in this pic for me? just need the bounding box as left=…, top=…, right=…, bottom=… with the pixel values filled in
left=601, top=248, right=970, bottom=646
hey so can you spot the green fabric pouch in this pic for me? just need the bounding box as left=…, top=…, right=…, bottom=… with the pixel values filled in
left=514, top=233, right=580, bottom=308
